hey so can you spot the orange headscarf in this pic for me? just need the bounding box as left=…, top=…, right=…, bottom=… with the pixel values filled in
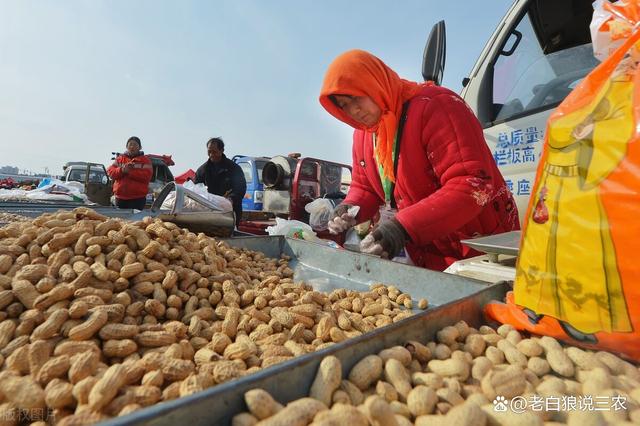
left=319, top=49, right=424, bottom=182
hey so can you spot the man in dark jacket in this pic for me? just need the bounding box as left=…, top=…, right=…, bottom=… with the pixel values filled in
left=195, top=137, right=247, bottom=225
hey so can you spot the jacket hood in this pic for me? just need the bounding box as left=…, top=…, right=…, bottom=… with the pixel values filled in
left=319, top=49, right=424, bottom=181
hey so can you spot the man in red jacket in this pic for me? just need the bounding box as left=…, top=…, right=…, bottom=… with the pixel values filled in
left=107, top=136, right=153, bottom=210
left=320, top=50, right=520, bottom=271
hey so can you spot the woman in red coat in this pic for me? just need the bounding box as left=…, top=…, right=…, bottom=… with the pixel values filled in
left=107, top=136, right=153, bottom=210
left=320, top=50, right=519, bottom=271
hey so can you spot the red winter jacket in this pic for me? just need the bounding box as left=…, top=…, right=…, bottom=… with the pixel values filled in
left=107, top=153, right=153, bottom=200
left=344, top=85, right=520, bottom=270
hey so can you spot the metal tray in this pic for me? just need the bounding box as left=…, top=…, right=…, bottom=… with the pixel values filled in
left=104, top=282, right=507, bottom=426
left=101, top=237, right=504, bottom=426
left=149, top=182, right=235, bottom=238
left=224, top=236, right=494, bottom=307
left=0, top=201, right=138, bottom=219
left=461, top=230, right=521, bottom=258
left=1, top=182, right=236, bottom=238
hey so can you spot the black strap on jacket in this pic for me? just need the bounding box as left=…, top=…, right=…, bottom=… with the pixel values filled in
left=390, top=101, right=410, bottom=209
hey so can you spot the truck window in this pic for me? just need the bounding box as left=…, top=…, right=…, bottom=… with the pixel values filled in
left=491, top=9, right=599, bottom=123
left=255, top=160, right=267, bottom=184
left=68, top=170, right=85, bottom=182
left=154, top=164, right=167, bottom=183
left=165, top=167, right=174, bottom=181
left=341, top=168, right=352, bottom=194
left=88, top=170, right=106, bottom=183
left=239, top=162, right=253, bottom=184
left=320, top=163, right=343, bottom=197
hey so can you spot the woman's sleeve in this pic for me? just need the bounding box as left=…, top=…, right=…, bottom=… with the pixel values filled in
left=107, top=160, right=123, bottom=180
left=127, top=157, right=153, bottom=183
left=343, top=131, right=383, bottom=222
left=395, top=94, right=497, bottom=246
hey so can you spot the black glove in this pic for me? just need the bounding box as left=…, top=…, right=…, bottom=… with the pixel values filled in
left=360, top=218, right=408, bottom=259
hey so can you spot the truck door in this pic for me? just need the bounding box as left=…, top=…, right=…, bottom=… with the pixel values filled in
left=85, top=164, right=112, bottom=206
left=458, top=0, right=598, bottom=222
left=253, top=159, right=267, bottom=210
left=237, top=161, right=257, bottom=211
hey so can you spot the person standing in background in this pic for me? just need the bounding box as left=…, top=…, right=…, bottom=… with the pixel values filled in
left=107, top=136, right=153, bottom=210
left=195, top=137, right=247, bottom=225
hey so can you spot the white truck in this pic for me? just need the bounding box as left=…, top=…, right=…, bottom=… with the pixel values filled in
left=422, top=0, right=600, bottom=281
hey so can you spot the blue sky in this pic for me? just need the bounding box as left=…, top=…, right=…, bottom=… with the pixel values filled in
left=0, top=0, right=513, bottom=176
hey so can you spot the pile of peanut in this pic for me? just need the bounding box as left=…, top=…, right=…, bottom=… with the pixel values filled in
left=0, top=213, right=29, bottom=223
left=0, top=207, right=423, bottom=425
left=233, top=321, right=640, bottom=426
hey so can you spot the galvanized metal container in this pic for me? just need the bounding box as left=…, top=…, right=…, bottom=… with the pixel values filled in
left=102, top=236, right=504, bottom=426
left=226, top=236, right=493, bottom=307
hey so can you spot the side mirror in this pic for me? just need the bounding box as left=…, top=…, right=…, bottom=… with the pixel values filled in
left=422, top=20, right=446, bottom=85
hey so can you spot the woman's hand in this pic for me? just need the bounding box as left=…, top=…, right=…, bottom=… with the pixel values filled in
left=327, top=203, right=358, bottom=234
left=360, top=219, right=408, bottom=259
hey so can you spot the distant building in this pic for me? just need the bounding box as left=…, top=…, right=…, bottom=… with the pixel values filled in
left=0, top=166, right=19, bottom=175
